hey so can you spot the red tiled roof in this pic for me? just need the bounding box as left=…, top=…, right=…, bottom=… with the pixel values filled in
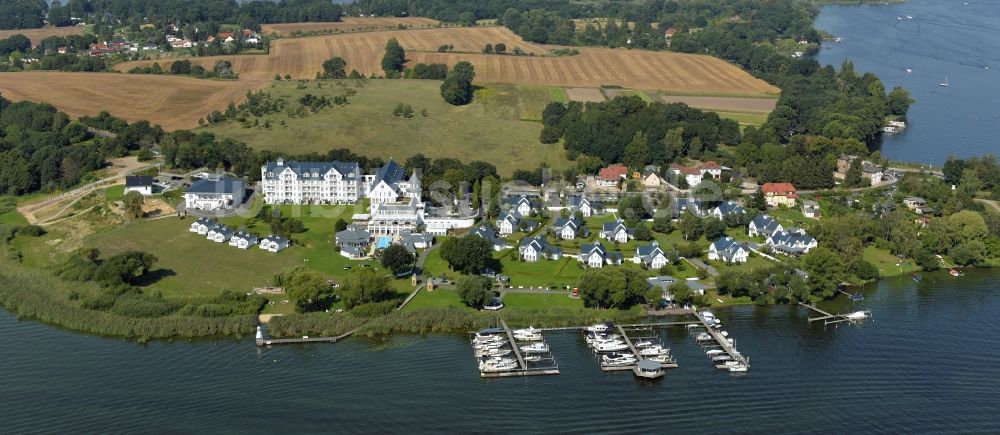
left=599, top=164, right=628, bottom=181
left=699, top=160, right=722, bottom=170
left=670, top=163, right=700, bottom=176
left=762, top=182, right=797, bottom=195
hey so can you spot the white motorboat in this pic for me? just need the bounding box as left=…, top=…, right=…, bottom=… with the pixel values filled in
left=695, top=333, right=714, bottom=342
left=713, top=355, right=733, bottom=362
left=473, top=340, right=507, bottom=350
left=602, top=352, right=637, bottom=365
left=639, top=345, right=668, bottom=357
left=512, top=326, right=541, bottom=336
left=706, top=349, right=725, bottom=356
left=586, top=323, right=613, bottom=333
left=514, top=332, right=543, bottom=342
left=593, top=340, right=628, bottom=352
left=523, top=354, right=543, bottom=363
left=646, top=354, right=673, bottom=364
left=633, top=359, right=665, bottom=380
left=723, top=360, right=742, bottom=367
left=939, top=76, right=949, bottom=87
left=845, top=311, right=870, bottom=321
left=586, top=333, right=620, bottom=346
left=720, top=331, right=729, bottom=337
left=472, top=332, right=503, bottom=343
left=727, top=363, right=748, bottom=373
left=481, top=359, right=519, bottom=372
left=685, top=323, right=700, bottom=329
left=520, top=343, right=550, bottom=354
left=632, top=340, right=654, bottom=348
left=475, top=348, right=512, bottom=357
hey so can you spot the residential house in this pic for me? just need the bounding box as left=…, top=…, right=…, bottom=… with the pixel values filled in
left=568, top=195, right=604, bottom=218
left=699, top=160, right=724, bottom=180
left=601, top=220, right=632, bottom=243
left=675, top=198, right=703, bottom=216
left=552, top=216, right=589, bottom=240
left=748, top=214, right=783, bottom=238
left=260, top=235, right=290, bottom=253
left=218, top=32, right=236, bottom=44
left=336, top=225, right=372, bottom=252
left=340, top=245, right=367, bottom=259
left=835, top=155, right=885, bottom=184
left=802, top=200, right=821, bottom=219
left=708, top=237, right=750, bottom=263
left=710, top=201, right=746, bottom=220
left=471, top=226, right=510, bottom=251
left=365, top=159, right=421, bottom=204
left=229, top=232, right=259, bottom=249
left=903, top=197, right=927, bottom=211
left=670, top=163, right=703, bottom=187
left=184, top=176, right=246, bottom=211
left=206, top=225, right=235, bottom=243
left=399, top=231, right=434, bottom=254
left=578, top=242, right=623, bottom=268
left=761, top=183, right=797, bottom=208
left=260, top=159, right=364, bottom=204
left=124, top=175, right=154, bottom=196
left=767, top=230, right=817, bottom=256
left=648, top=276, right=706, bottom=301
left=496, top=211, right=536, bottom=236
left=519, top=236, right=563, bottom=262
left=507, top=195, right=541, bottom=216
left=598, top=164, right=628, bottom=187
left=641, top=165, right=665, bottom=188
left=188, top=217, right=218, bottom=235
left=635, top=242, right=668, bottom=269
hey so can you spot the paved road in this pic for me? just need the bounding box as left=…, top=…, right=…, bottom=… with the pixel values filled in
left=683, top=257, right=718, bottom=277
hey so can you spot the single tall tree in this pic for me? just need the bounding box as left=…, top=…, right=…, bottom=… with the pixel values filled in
left=123, top=191, right=144, bottom=219
left=381, top=38, right=406, bottom=75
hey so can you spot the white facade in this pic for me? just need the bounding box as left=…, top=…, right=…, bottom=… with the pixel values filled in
left=261, top=159, right=363, bottom=205
left=367, top=199, right=420, bottom=236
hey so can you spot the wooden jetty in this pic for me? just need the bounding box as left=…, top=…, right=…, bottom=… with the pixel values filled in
left=691, top=311, right=749, bottom=370
left=539, top=320, right=699, bottom=332
left=255, top=326, right=356, bottom=346
left=799, top=302, right=839, bottom=322
left=798, top=302, right=872, bottom=325
left=596, top=326, right=679, bottom=372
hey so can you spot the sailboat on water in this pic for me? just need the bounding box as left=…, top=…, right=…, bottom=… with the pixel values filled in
left=939, top=76, right=949, bottom=87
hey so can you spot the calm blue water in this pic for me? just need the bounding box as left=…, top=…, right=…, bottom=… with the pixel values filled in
left=815, top=0, right=1000, bottom=165
left=2, top=269, right=1000, bottom=433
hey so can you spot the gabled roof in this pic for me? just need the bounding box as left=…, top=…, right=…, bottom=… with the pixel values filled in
left=520, top=236, right=548, bottom=250
left=554, top=216, right=583, bottom=232
left=263, top=160, right=360, bottom=180
left=670, top=163, right=701, bottom=176
left=372, top=159, right=406, bottom=186
left=714, top=201, right=745, bottom=216
left=125, top=175, right=153, bottom=187
left=193, top=217, right=216, bottom=227
left=761, top=182, right=797, bottom=194
left=471, top=226, right=497, bottom=240
left=699, top=160, right=722, bottom=170
left=209, top=225, right=235, bottom=237
left=580, top=243, right=607, bottom=258
left=602, top=220, right=628, bottom=233
left=336, top=227, right=372, bottom=244
left=636, top=243, right=664, bottom=258
left=599, top=164, right=628, bottom=181
left=186, top=177, right=244, bottom=195
left=498, top=211, right=522, bottom=225
left=262, top=235, right=290, bottom=245
left=750, top=214, right=779, bottom=231
left=232, top=231, right=258, bottom=242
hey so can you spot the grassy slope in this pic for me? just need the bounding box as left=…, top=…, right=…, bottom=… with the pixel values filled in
left=200, top=79, right=569, bottom=176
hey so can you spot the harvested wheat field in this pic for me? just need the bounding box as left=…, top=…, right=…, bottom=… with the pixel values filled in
left=0, top=26, right=85, bottom=46
left=262, top=17, right=441, bottom=35
left=659, top=94, right=777, bottom=112
left=117, top=27, right=775, bottom=95
left=0, top=72, right=262, bottom=130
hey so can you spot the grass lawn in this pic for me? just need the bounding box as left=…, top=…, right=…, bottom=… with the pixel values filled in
left=500, top=256, right=585, bottom=288
left=501, top=292, right=583, bottom=309
left=200, top=79, right=570, bottom=176
left=514, top=84, right=564, bottom=121
left=0, top=197, right=27, bottom=225
left=710, top=254, right=777, bottom=275
left=767, top=207, right=815, bottom=228
left=105, top=185, right=125, bottom=202
left=403, top=288, right=465, bottom=310
left=715, top=110, right=769, bottom=126
left=550, top=86, right=568, bottom=103
left=86, top=218, right=306, bottom=298
left=863, top=246, right=920, bottom=277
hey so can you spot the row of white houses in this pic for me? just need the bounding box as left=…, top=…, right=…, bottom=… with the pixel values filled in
left=260, top=158, right=421, bottom=205
left=188, top=218, right=289, bottom=253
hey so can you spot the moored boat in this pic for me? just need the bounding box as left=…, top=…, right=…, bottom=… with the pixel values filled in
left=633, top=359, right=665, bottom=380
left=519, top=343, right=550, bottom=354
left=592, top=340, right=628, bottom=352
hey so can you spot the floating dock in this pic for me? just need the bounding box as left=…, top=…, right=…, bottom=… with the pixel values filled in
left=254, top=326, right=356, bottom=346
left=690, top=311, right=750, bottom=371
left=475, top=318, right=560, bottom=378
left=799, top=303, right=873, bottom=326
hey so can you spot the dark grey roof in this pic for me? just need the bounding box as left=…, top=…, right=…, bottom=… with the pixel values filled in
left=372, top=159, right=405, bottom=186
left=186, top=177, right=244, bottom=195
left=264, top=160, right=360, bottom=179
left=336, top=227, right=372, bottom=244
left=125, top=175, right=153, bottom=187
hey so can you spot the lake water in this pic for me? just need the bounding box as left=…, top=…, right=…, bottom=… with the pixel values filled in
left=814, top=0, right=1000, bottom=165
left=3, top=269, right=1000, bottom=433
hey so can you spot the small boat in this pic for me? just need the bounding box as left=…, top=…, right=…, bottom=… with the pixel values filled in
left=523, top=354, right=543, bottom=363
left=695, top=333, right=714, bottom=342
left=723, top=360, right=742, bottom=367
left=514, top=332, right=543, bottom=342
left=720, top=331, right=729, bottom=337
left=939, top=77, right=949, bottom=87
left=646, top=354, right=674, bottom=364
left=586, top=333, right=620, bottom=346
left=593, top=340, right=629, bottom=352
left=512, top=326, right=540, bottom=336
left=706, top=349, right=725, bottom=356
left=850, top=292, right=865, bottom=302
left=602, top=352, right=637, bottom=366
left=845, top=311, right=870, bottom=321
left=906, top=68, right=912, bottom=73
left=685, top=323, right=700, bottom=329
left=639, top=345, right=668, bottom=357
left=480, top=359, right=519, bottom=373
left=633, top=359, right=665, bottom=380
left=520, top=343, right=550, bottom=354
left=713, top=355, right=733, bottom=362
left=911, top=273, right=922, bottom=282
left=473, top=340, right=507, bottom=350
left=949, top=268, right=963, bottom=277
left=632, top=340, right=654, bottom=348
left=472, top=332, right=502, bottom=343
left=586, top=323, right=613, bottom=333
left=475, top=348, right=512, bottom=357
left=728, top=364, right=748, bottom=373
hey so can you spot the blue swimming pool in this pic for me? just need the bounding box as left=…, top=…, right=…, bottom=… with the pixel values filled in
left=375, top=236, right=392, bottom=249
